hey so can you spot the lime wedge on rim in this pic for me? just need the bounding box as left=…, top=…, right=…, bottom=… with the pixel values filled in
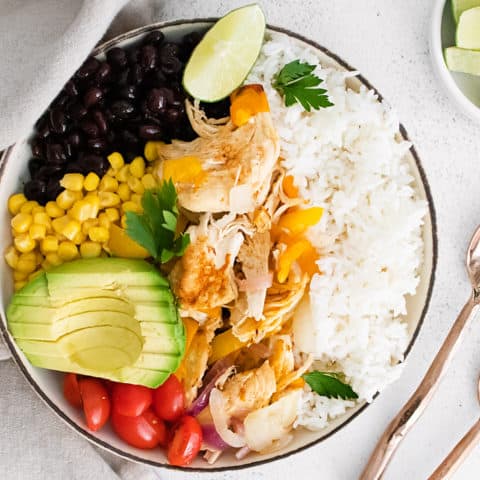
left=456, top=6, right=480, bottom=49
left=451, top=0, right=480, bottom=23
left=183, top=4, right=266, bottom=102
left=445, top=47, right=480, bottom=75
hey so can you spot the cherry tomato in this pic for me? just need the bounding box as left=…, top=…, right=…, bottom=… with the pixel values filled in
left=153, top=375, right=185, bottom=422
left=111, top=408, right=167, bottom=449
left=167, top=416, right=203, bottom=466
left=63, top=373, right=82, bottom=408
left=78, top=378, right=111, bottom=432
left=111, top=383, right=153, bottom=417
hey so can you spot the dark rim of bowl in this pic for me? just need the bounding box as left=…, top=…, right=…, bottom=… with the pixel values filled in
left=0, top=18, right=438, bottom=473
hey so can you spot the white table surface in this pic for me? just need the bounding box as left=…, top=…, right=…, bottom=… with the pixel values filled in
left=2, top=0, right=480, bottom=479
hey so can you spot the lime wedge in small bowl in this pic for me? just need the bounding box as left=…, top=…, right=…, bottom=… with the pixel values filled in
left=183, top=4, right=266, bottom=102
left=456, top=6, right=480, bottom=48
left=451, top=0, right=480, bottom=22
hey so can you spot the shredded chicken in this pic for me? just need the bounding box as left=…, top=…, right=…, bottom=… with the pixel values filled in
left=220, top=360, right=276, bottom=420
left=154, top=102, right=280, bottom=214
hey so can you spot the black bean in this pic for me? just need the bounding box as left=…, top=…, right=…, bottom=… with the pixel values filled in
left=160, top=56, right=182, bottom=75
left=67, top=130, right=83, bottom=148
left=119, top=129, right=139, bottom=147
left=83, top=87, right=103, bottom=108
left=141, top=44, right=158, bottom=71
left=36, top=118, right=50, bottom=139
left=63, top=141, right=73, bottom=159
left=64, top=80, right=79, bottom=97
left=127, top=47, right=140, bottom=66
left=31, top=139, right=44, bottom=159
left=139, top=124, right=163, bottom=139
left=28, top=158, right=43, bottom=177
left=129, top=64, right=144, bottom=85
left=143, top=30, right=164, bottom=45
left=80, top=118, right=100, bottom=137
left=49, top=109, right=67, bottom=134
left=147, top=88, right=168, bottom=113
left=143, top=111, right=162, bottom=126
left=111, top=100, right=135, bottom=119
left=116, top=85, right=138, bottom=101
left=45, top=179, right=64, bottom=201
left=116, top=68, right=130, bottom=87
left=69, top=102, right=88, bottom=121
left=106, top=47, right=128, bottom=69
left=87, top=137, right=107, bottom=152
left=79, top=154, right=109, bottom=176
left=24, top=180, right=47, bottom=204
left=165, top=108, right=180, bottom=123
left=95, top=62, right=111, bottom=84
left=37, top=165, right=64, bottom=180
left=92, top=109, right=108, bottom=135
left=64, top=161, right=83, bottom=174
left=160, top=42, right=180, bottom=61
left=45, top=143, right=67, bottom=165
left=76, top=57, right=100, bottom=80
left=52, top=94, right=69, bottom=109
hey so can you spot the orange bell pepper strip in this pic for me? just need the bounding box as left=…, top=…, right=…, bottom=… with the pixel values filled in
left=277, top=239, right=313, bottom=283
left=230, top=84, right=270, bottom=127
left=277, top=206, right=323, bottom=236
left=282, top=175, right=299, bottom=198
left=162, top=156, right=206, bottom=186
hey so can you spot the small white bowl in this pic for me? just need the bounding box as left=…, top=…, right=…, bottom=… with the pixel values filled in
left=430, top=0, right=480, bottom=122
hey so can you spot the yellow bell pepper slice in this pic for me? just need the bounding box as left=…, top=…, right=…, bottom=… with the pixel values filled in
left=230, top=84, right=270, bottom=127
left=277, top=206, right=323, bottom=236
left=277, top=239, right=313, bottom=283
left=162, top=156, right=206, bottom=186
left=107, top=223, right=149, bottom=258
left=209, top=328, right=245, bottom=364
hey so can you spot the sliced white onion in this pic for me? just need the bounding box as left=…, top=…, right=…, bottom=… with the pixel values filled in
left=209, top=388, right=246, bottom=448
left=235, top=446, right=251, bottom=460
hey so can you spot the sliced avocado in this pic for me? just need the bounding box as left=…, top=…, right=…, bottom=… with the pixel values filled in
left=7, top=258, right=185, bottom=388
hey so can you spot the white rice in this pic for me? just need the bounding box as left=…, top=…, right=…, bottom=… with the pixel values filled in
left=247, top=33, right=427, bottom=430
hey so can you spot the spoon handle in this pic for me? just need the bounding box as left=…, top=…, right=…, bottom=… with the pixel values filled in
left=428, top=417, right=480, bottom=480
left=360, top=293, right=480, bottom=480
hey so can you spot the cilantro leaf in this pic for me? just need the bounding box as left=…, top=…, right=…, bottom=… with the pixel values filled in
left=273, top=60, right=334, bottom=112
left=126, top=180, right=190, bottom=263
left=303, top=371, right=358, bottom=400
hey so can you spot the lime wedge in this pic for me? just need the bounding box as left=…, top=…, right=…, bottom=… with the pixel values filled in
left=456, top=7, right=480, bottom=48
left=451, top=0, right=480, bottom=23
left=445, top=47, right=480, bottom=75
left=183, top=4, right=266, bottom=102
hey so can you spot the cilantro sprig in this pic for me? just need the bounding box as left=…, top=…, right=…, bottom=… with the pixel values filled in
left=303, top=371, right=358, bottom=400
left=273, top=60, right=334, bottom=112
left=125, top=180, right=190, bottom=263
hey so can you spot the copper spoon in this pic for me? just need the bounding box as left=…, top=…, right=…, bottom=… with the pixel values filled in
left=360, top=227, right=480, bottom=480
left=428, top=376, right=480, bottom=479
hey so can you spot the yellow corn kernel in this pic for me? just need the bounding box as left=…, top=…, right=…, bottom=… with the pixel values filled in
left=141, top=173, right=156, bottom=190
left=35, top=252, right=44, bottom=265
left=28, top=270, right=42, bottom=281
left=16, top=255, right=37, bottom=274
left=72, top=231, right=87, bottom=245
left=45, top=202, right=65, bottom=218
left=56, top=189, right=82, bottom=210
left=105, top=208, right=120, bottom=223
left=107, top=152, right=124, bottom=170
left=121, top=214, right=128, bottom=229
left=129, top=156, right=145, bottom=178
left=41, top=236, right=59, bottom=254
left=127, top=176, right=144, bottom=194
left=144, top=141, right=162, bottom=162
left=60, top=173, right=84, bottom=192
left=29, top=223, right=47, bottom=241
left=88, top=226, right=109, bottom=243
left=82, top=218, right=99, bottom=235
left=41, top=259, right=52, bottom=270
left=117, top=183, right=131, bottom=202
left=8, top=193, right=27, bottom=215
left=99, top=175, right=119, bottom=192
left=33, top=212, right=52, bottom=228
left=14, top=234, right=36, bottom=253
left=14, top=281, right=27, bottom=291
left=106, top=167, right=115, bottom=177
left=11, top=213, right=33, bottom=234
left=13, top=270, right=28, bottom=281
left=58, top=241, right=79, bottom=261
left=31, top=205, right=45, bottom=215
left=122, top=201, right=141, bottom=213
left=20, top=201, right=39, bottom=215
left=4, top=246, right=19, bottom=269
left=131, top=194, right=142, bottom=205
left=61, top=220, right=81, bottom=241
left=84, top=172, right=100, bottom=192
left=116, top=165, right=130, bottom=183
left=51, top=215, right=70, bottom=236
left=45, top=252, right=62, bottom=266
left=98, top=213, right=111, bottom=230
left=80, top=241, right=102, bottom=258
left=69, top=196, right=100, bottom=222
left=99, top=192, right=120, bottom=208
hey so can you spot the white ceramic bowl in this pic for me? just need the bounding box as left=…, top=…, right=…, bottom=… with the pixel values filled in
left=0, top=20, right=437, bottom=471
left=430, top=0, right=480, bottom=122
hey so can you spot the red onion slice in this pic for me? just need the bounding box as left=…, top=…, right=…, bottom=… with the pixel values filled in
left=201, top=424, right=230, bottom=451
